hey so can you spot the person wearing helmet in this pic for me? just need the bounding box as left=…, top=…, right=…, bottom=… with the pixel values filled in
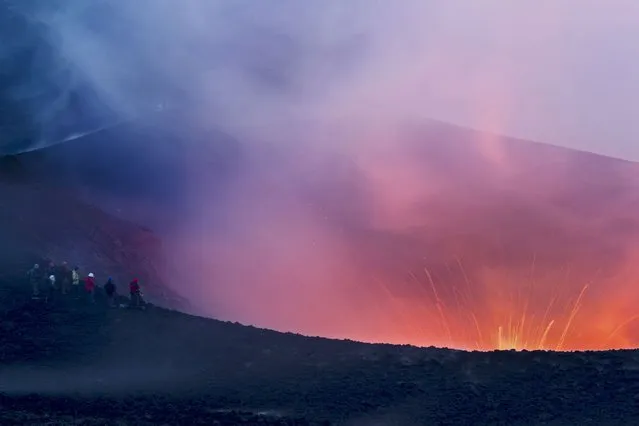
left=129, top=278, right=142, bottom=307
left=85, top=272, right=96, bottom=303
left=71, top=266, right=81, bottom=297
left=27, top=263, right=43, bottom=298
left=104, top=277, right=116, bottom=307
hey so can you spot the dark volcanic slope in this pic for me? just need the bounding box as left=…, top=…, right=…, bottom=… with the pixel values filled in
left=1, top=283, right=639, bottom=426
left=0, top=164, right=186, bottom=310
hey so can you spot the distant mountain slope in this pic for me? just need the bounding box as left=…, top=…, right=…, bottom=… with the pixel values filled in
left=6, top=117, right=639, bottom=350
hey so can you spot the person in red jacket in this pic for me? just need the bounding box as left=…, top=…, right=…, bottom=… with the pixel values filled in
left=85, top=272, right=96, bottom=303
left=129, top=278, right=142, bottom=307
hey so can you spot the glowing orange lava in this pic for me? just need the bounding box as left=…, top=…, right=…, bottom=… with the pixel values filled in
left=359, top=255, right=639, bottom=352
left=176, top=122, right=639, bottom=353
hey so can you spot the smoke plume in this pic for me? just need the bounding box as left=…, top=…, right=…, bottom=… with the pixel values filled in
left=3, top=0, right=639, bottom=350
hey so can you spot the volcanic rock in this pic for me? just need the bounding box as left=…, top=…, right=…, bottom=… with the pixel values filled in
left=1, top=290, right=639, bottom=424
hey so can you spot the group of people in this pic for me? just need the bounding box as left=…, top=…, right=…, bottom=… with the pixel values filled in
left=26, top=260, right=144, bottom=308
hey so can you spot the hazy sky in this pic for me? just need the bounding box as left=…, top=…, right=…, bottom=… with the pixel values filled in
left=8, top=0, right=639, bottom=160
left=178, top=0, right=639, bottom=161
left=399, top=1, right=639, bottom=161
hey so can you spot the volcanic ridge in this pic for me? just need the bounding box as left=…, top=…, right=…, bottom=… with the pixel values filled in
left=3, top=125, right=639, bottom=424
left=2, top=280, right=639, bottom=425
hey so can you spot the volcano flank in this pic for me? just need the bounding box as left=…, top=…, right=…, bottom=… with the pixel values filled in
left=5, top=118, right=639, bottom=353
left=3, top=123, right=639, bottom=424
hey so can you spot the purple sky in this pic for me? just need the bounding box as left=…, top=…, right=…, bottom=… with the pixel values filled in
left=20, top=0, right=639, bottom=160
left=386, top=1, right=639, bottom=161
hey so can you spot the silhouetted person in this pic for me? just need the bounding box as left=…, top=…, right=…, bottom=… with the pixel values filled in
left=104, top=277, right=116, bottom=307
left=71, top=266, right=80, bottom=296
left=27, top=264, right=43, bottom=298
left=129, top=278, right=142, bottom=308
left=85, top=272, right=96, bottom=304
left=45, top=261, right=56, bottom=289
left=45, top=274, right=56, bottom=303
left=58, top=261, right=71, bottom=295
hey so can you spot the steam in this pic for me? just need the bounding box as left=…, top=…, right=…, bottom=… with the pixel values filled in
left=5, top=1, right=639, bottom=158
left=3, top=0, right=639, bottom=350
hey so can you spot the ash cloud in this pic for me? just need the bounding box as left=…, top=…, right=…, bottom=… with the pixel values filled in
left=3, top=1, right=639, bottom=350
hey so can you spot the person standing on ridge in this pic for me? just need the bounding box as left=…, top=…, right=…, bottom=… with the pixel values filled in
left=45, top=274, right=56, bottom=303
left=45, top=261, right=56, bottom=288
left=58, top=261, right=71, bottom=295
left=85, top=272, right=96, bottom=304
left=27, top=264, right=43, bottom=298
left=71, top=266, right=81, bottom=296
left=104, top=277, right=116, bottom=307
left=129, top=278, right=142, bottom=308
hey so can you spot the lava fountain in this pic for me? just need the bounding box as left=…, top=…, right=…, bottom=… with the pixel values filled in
left=170, top=122, right=639, bottom=353
left=356, top=249, right=639, bottom=352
